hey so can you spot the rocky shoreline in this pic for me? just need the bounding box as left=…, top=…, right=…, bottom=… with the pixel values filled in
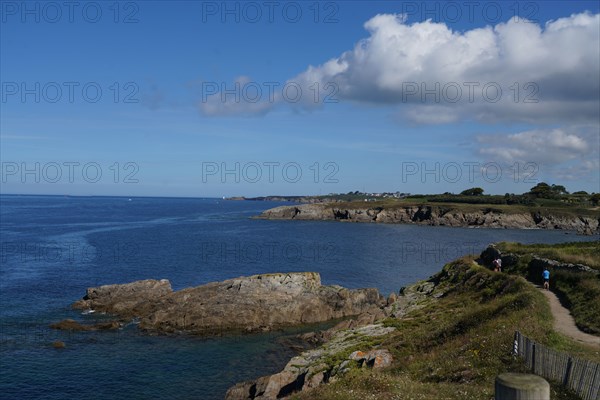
left=256, top=203, right=600, bottom=235
left=53, top=270, right=441, bottom=399
left=223, top=245, right=599, bottom=399
left=224, top=278, right=440, bottom=399
left=51, top=246, right=598, bottom=399
left=55, top=272, right=387, bottom=336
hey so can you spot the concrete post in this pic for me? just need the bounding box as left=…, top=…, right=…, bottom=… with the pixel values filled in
left=495, top=373, right=550, bottom=400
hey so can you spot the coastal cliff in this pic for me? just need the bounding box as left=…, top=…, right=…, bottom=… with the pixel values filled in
left=257, top=203, right=600, bottom=234
left=63, top=273, right=386, bottom=335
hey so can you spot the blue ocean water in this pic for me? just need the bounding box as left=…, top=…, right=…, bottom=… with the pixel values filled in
left=0, top=195, right=596, bottom=399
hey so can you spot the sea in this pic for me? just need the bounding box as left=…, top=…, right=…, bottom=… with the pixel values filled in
left=1, top=195, right=596, bottom=399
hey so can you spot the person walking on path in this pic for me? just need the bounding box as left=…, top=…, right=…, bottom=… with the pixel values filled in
left=542, top=267, right=550, bottom=290
left=493, top=257, right=502, bottom=272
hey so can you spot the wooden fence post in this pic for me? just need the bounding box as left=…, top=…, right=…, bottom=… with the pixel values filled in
left=563, top=357, right=573, bottom=387
left=531, top=342, right=536, bottom=373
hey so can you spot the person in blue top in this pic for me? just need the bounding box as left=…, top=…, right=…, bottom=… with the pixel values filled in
left=542, top=268, right=550, bottom=290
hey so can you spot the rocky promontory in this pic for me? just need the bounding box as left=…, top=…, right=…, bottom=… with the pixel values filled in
left=63, top=273, right=386, bottom=335
left=225, top=264, right=448, bottom=399
left=257, top=203, right=600, bottom=234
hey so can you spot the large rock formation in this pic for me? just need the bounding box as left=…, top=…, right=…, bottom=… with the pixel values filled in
left=69, top=273, right=386, bottom=335
left=257, top=204, right=600, bottom=234
left=73, top=279, right=172, bottom=315
left=225, top=268, right=451, bottom=399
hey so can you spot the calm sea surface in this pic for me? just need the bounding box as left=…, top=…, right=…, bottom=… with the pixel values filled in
left=1, top=195, right=596, bottom=399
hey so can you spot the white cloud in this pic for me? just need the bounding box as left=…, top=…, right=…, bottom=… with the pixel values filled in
left=476, top=126, right=599, bottom=181
left=329, top=12, right=599, bottom=124
left=203, top=12, right=599, bottom=124
left=477, top=128, right=591, bottom=163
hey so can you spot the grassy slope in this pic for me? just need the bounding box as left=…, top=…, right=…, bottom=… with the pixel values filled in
left=496, top=241, right=600, bottom=335
left=292, top=258, right=599, bottom=400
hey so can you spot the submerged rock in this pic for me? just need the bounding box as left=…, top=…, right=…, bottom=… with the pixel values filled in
left=50, top=319, right=121, bottom=331
left=69, top=273, right=386, bottom=335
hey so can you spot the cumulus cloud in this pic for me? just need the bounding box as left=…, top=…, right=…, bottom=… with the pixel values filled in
left=478, top=128, right=588, bottom=162
left=309, top=12, right=599, bottom=123
left=476, top=126, right=599, bottom=181
left=203, top=12, right=600, bottom=123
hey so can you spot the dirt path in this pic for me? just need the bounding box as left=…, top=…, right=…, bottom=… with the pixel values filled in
left=538, top=287, right=600, bottom=347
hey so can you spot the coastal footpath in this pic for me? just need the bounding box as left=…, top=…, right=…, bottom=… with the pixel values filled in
left=256, top=203, right=600, bottom=234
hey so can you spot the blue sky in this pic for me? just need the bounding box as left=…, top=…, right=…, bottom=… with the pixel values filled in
left=1, top=1, right=599, bottom=197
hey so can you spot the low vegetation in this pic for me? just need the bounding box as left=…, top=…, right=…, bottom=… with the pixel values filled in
left=283, top=182, right=600, bottom=216
left=496, top=241, right=600, bottom=334
left=496, top=241, right=600, bottom=269
left=291, top=257, right=599, bottom=400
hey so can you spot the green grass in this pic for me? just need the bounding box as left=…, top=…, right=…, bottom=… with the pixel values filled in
left=496, top=241, right=600, bottom=334
left=290, top=258, right=599, bottom=400
left=497, top=241, right=600, bottom=269
left=553, top=270, right=600, bottom=334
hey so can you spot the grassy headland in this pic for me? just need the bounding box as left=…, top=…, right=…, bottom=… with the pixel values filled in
left=496, top=241, right=600, bottom=335
left=248, top=187, right=600, bottom=231
left=290, top=256, right=599, bottom=400
left=240, top=184, right=600, bottom=220
left=325, top=197, right=599, bottom=218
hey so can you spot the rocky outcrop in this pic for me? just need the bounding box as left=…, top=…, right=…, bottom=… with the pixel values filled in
left=50, top=319, right=121, bottom=331
left=72, top=279, right=173, bottom=315
left=479, top=244, right=502, bottom=266
left=69, top=273, right=386, bottom=335
left=225, top=269, right=450, bottom=399
left=259, top=204, right=332, bottom=220
left=225, top=323, right=396, bottom=400
left=257, top=204, right=600, bottom=234
left=479, top=245, right=599, bottom=276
